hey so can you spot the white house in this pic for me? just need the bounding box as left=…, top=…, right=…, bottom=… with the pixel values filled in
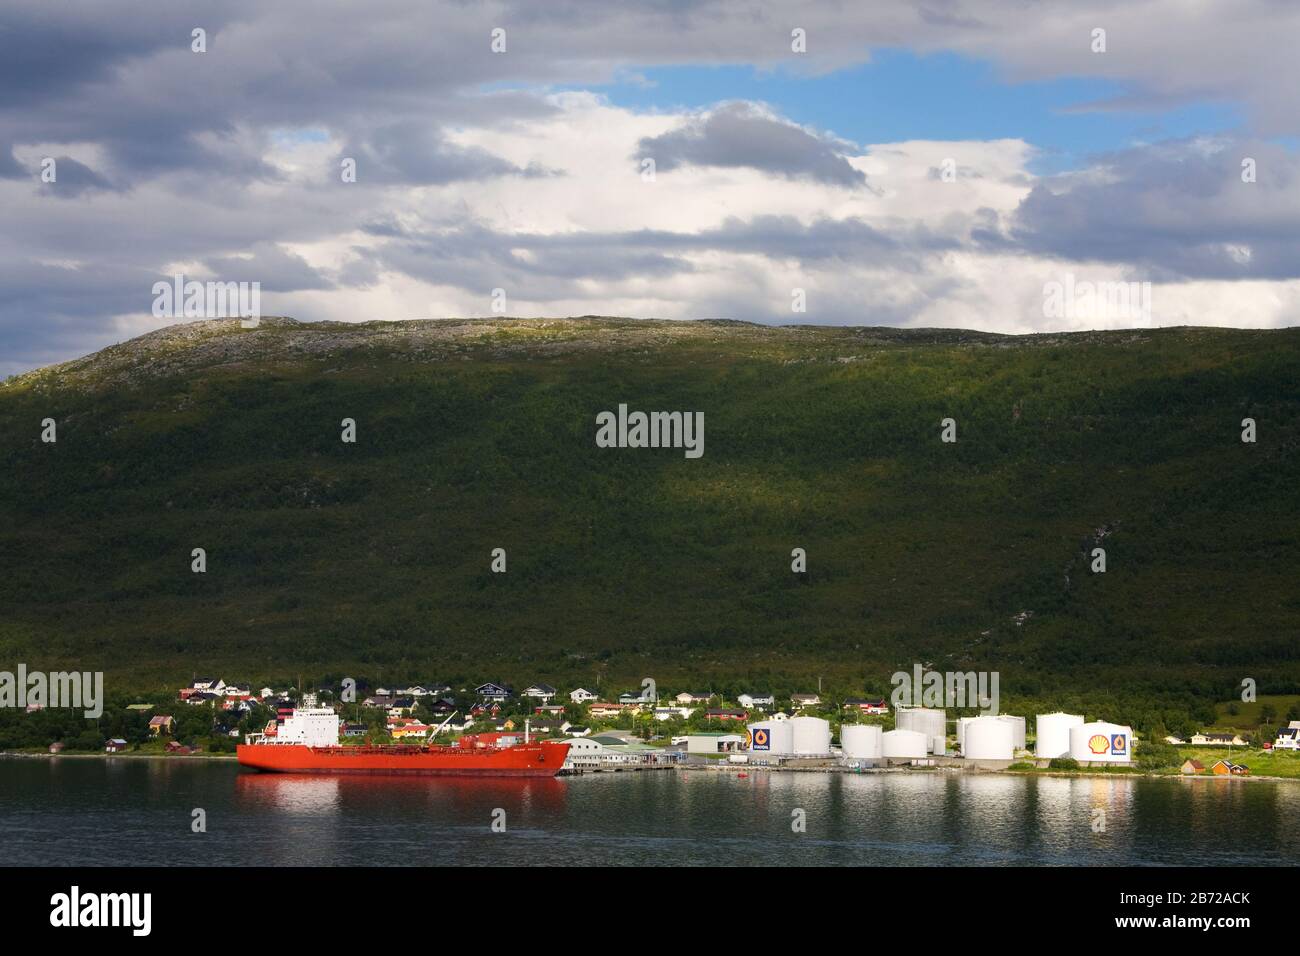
left=791, top=693, right=821, bottom=709
left=569, top=687, right=599, bottom=704
left=1274, top=721, right=1300, bottom=751
left=191, top=677, right=225, bottom=693
left=523, top=683, right=557, bottom=702
left=675, top=692, right=711, bottom=705
left=738, top=693, right=774, bottom=711
left=653, top=706, right=694, bottom=721
left=1190, top=732, right=1247, bottom=746
left=475, top=683, right=513, bottom=703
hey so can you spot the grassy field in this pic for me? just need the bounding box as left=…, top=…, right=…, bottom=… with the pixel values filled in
left=1209, top=695, right=1300, bottom=731
left=2, top=317, right=1298, bottom=731
left=1173, top=746, right=1300, bottom=779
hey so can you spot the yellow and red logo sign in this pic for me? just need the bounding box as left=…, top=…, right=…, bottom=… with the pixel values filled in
left=1088, top=734, right=1110, bottom=755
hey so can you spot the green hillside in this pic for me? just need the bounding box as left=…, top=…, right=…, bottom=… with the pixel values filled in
left=2, top=317, right=1298, bottom=714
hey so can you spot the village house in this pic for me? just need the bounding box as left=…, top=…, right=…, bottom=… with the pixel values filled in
left=190, top=677, right=225, bottom=693
left=1210, top=759, right=1250, bottom=776
left=704, top=708, right=748, bottom=722
left=522, top=683, right=557, bottom=702
left=675, top=692, right=711, bottom=705
left=105, top=738, right=129, bottom=753
left=791, top=693, right=821, bottom=710
left=1191, top=732, right=1247, bottom=746
left=619, top=689, right=653, bottom=708
left=1274, top=721, right=1300, bottom=751
left=386, top=697, right=416, bottom=718
left=1180, top=759, right=1205, bottom=775
left=533, top=704, right=566, bottom=716
left=737, top=693, right=774, bottom=711
left=569, top=687, right=599, bottom=704
left=654, top=706, right=694, bottom=721
left=148, top=715, right=175, bottom=736
left=390, top=721, right=431, bottom=740
left=843, top=697, right=889, bottom=715
left=475, top=682, right=513, bottom=703
left=588, top=702, right=625, bottom=719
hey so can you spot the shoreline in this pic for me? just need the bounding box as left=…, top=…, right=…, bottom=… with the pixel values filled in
left=6, top=750, right=1297, bottom=783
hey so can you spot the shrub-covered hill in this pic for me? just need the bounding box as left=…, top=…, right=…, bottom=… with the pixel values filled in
left=2, top=316, right=1298, bottom=702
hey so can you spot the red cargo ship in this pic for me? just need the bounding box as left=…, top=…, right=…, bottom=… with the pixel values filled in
left=237, top=703, right=570, bottom=777
left=237, top=740, right=570, bottom=776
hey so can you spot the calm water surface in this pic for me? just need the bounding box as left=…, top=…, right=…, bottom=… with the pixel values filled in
left=2, top=757, right=1297, bottom=866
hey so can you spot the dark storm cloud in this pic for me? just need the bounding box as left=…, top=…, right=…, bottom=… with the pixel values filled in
left=365, top=214, right=952, bottom=292
left=205, top=244, right=335, bottom=293
left=638, top=103, right=868, bottom=187
left=1004, top=140, right=1300, bottom=280
left=337, top=123, right=558, bottom=186
left=40, top=157, right=117, bottom=198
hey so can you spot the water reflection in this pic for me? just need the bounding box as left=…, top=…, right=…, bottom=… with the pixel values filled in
left=3, top=758, right=1298, bottom=866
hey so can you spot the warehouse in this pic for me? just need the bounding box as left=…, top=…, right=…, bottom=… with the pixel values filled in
left=687, top=732, right=746, bottom=754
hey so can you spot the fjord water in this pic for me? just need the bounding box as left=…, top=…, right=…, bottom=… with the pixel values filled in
left=2, top=757, right=1297, bottom=866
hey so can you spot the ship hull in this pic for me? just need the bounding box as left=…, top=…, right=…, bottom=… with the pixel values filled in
left=237, top=742, right=570, bottom=777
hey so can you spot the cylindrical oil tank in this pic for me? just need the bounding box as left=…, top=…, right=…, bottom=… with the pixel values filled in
left=747, top=720, right=793, bottom=756
left=1069, top=721, right=1133, bottom=763
left=791, top=716, right=831, bottom=755
left=840, top=724, right=883, bottom=759
left=964, top=716, right=1014, bottom=760
left=956, top=716, right=977, bottom=750
left=896, top=708, right=946, bottom=754
left=881, top=729, right=928, bottom=759
left=1035, top=712, right=1084, bottom=758
left=996, top=715, right=1026, bottom=751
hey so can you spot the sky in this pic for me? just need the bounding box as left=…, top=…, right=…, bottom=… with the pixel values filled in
left=3, top=0, right=1300, bottom=375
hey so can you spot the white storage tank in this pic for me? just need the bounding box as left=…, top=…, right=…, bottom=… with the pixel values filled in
left=996, top=715, right=1026, bottom=751
left=1035, top=712, right=1084, bottom=758
left=1069, top=721, right=1133, bottom=763
left=747, top=720, right=794, bottom=756
left=963, top=716, right=1014, bottom=760
left=896, top=708, right=946, bottom=754
left=791, top=716, right=831, bottom=755
left=956, top=716, right=977, bottom=751
left=840, top=724, right=883, bottom=759
left=881, top=729, right=928, bottom=759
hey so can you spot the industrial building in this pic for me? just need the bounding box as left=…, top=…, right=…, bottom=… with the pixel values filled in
left=790, top=715, right=832, bottom=755
left=961, top=715, right=1014, bottom=761
left=687, top=732, right=746, bottom=755
left=841, top=724, right=883, bottom=764
left=881, top=728, right=928, bottom=759
left=1035, top=712, right=1085, bottom=759
left=895, top=707, right=947, bottom=755
left=1068, top=721, right=1133, bottom=763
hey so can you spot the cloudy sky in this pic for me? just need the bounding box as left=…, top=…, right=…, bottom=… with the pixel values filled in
left=3, top=0, right=1299, bottom=375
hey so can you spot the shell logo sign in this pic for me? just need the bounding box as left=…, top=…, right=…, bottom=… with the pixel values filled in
left=751, top=727, right=770, bottom=751
left=1088, top=734, right=1110, bottom=755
